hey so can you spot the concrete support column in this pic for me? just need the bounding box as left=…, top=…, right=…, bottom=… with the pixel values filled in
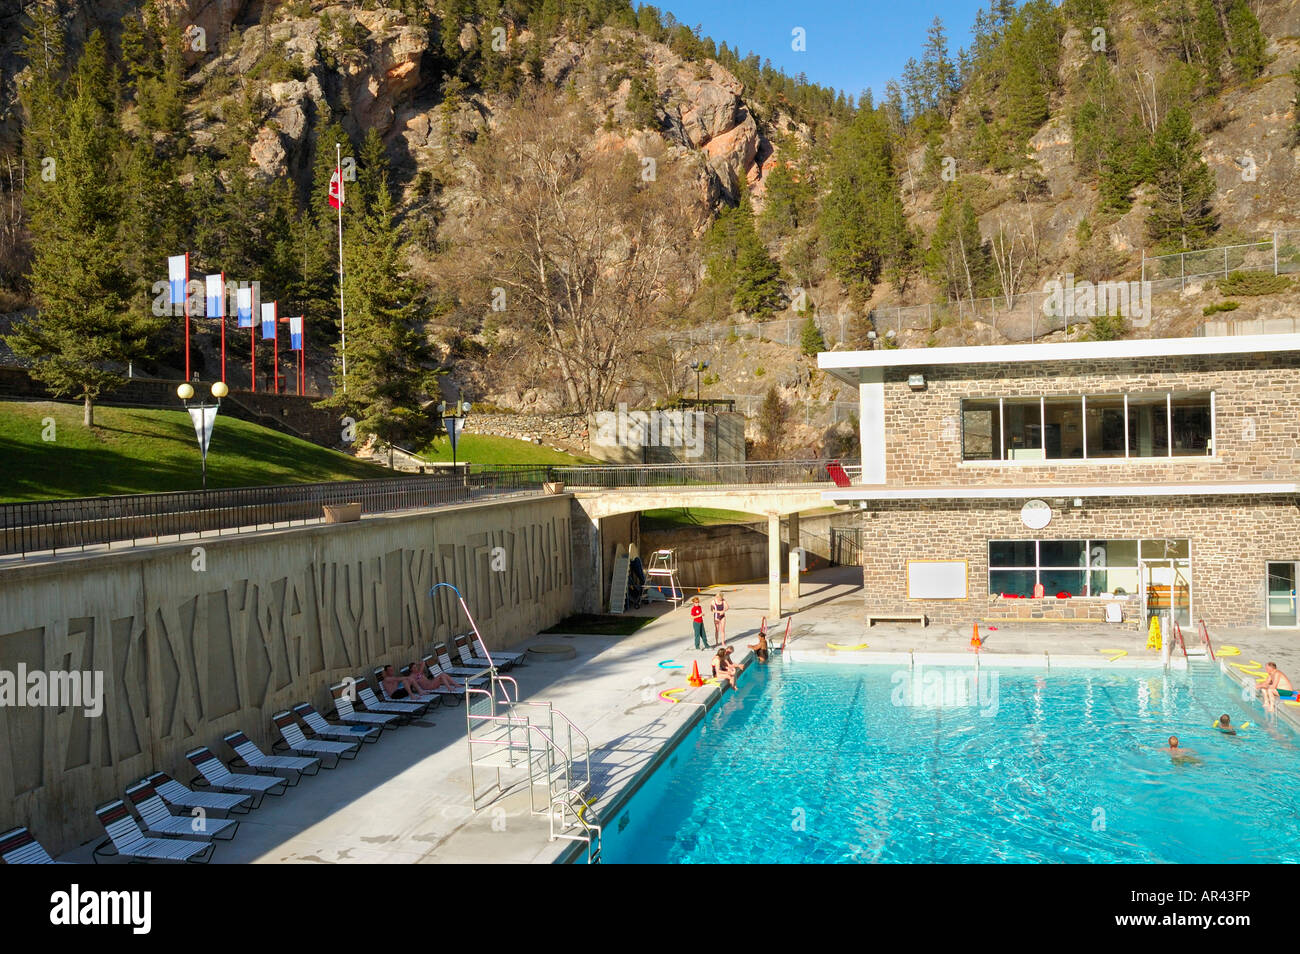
left=787, top=512, right=801, bottom=602
left=768, top=512, right=782, bottom=621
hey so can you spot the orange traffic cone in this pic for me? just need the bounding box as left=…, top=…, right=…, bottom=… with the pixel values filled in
left=970, top=622, right=982, bottom=652
left=688, top=660, right=704, bottom=687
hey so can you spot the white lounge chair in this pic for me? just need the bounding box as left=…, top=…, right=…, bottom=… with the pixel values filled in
left=428, top=657, right=487, bottom=689
left=354, top=677, right=428, bottom=720
left=146, top=772, right=253, bottom=816
left=330, top=684, right=403, bottom=729
left=294, top=701, right=383, bottom=743
left=372, top=666, right=442, bottom=709
left=92, top=800, right=214, bottom=864
left=272, top=710, right=359, bottom=767
left=435, top=643, right=489, bottom=679
left=0, top=827, right=66, bottom=864
left=125, top=780, right=238, bottom=840
left=223, top=731, right=320, bottom=784
left=454, top=634, right=504, bottom=671
left=468, top=631, right=526, bottom=668
left=186, top=746, right=288, bottom=806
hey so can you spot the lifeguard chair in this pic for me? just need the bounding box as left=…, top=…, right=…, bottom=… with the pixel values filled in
left=644, top=549, right=683, bottom=606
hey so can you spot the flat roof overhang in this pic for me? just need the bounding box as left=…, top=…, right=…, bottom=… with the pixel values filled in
left=823, top=481, right=1299, bottom=503
left=818, top=332, right=1300, bottom=385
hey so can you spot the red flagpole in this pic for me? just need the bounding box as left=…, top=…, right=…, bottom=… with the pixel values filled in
left=250, top=286, right=257, bottom=393
left=272, top=301, right=279, bottom=394
left=219, top=271, right=226, bottom=384
left=183, top=252, right=191, bottom=381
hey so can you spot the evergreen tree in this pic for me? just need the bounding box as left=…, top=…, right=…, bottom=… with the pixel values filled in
left=7, top=42, right=142, bottom=426
left=1226, top=0, right=1267, bottom=80
left=1290, top=65, right=1300, bottom=146
left=926, top=186, right=992, bottom=301
left=799, top=313, right=825, bottom=356
left=1146, top=107, right=1219, bottom=250
left=319, top=176, right=441, bottom=459
left=730, top=194, right=784, bottom=318
left=821, top=107, right=914, bottom=300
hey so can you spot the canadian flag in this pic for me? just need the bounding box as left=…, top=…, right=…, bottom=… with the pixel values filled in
left=328, top=166, right=344, bottom=209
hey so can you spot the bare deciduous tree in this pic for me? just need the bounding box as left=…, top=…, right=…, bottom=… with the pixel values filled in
left=458, top=91, right=702, bottom=412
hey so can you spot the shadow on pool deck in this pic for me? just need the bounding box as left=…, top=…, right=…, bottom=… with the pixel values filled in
left=54, top=564, right=1297, bottom=863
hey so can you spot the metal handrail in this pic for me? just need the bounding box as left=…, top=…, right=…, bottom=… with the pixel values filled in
left=1197, top=619, right=1216, bottom=661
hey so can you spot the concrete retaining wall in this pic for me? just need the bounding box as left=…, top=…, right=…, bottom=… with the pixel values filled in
left=0, top=495, right=573, bottom=854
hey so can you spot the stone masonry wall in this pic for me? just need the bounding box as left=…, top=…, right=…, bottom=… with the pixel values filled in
left=860, top=494, right=1300, bottom=628
left=466, top=412, right=589, bottom=451
left=882, top=353, right=1300, bottom=486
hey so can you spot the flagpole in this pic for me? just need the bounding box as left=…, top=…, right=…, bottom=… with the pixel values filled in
left=273, top=301, right=279, bottom=394
left=250, top=285, right=257, bottom=393
left=336, top=141, right=347, bottom=394
left=219, top=271, right=226, bottom=384
left=300, top=317, right=305, bottom=396
left=183, top=252, right=191, bottom=381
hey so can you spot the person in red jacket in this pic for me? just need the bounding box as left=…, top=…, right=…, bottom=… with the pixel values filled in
left=690, top=596, right=708, bottom=649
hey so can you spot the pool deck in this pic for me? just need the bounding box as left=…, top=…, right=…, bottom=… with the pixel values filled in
left=56, top=564, right=1300, bottom=864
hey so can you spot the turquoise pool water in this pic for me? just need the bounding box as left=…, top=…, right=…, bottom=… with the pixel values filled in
left=602, top=662, right=1300, bottom=863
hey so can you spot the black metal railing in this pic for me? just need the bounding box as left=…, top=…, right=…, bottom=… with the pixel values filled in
left=549, top=458, right=856, bottom=489
left=0, top=459, right=854, bottom=559
left=0, top=468, right=551, bottom=557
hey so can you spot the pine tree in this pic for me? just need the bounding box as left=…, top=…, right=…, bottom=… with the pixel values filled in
left=1146, top=107, right=1219, bottom=250
left=821, top=106, right=914, bottom=300
left=1226, top=0, right=1268, bottom=80
left=926, top=186, right=992, bottom=302
left=799, top=313, right=825, bottom=356
left=731, top=194, right=784, bottom=318
left=1290, top=64, right=1300, bottom=146
left=755, top=385, right=789, bottom=459
left=318, top=173, right=441, bottom=457
left=6, top=43, right=140, bottom=426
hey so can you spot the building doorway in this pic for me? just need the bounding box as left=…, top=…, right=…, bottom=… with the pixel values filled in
left=1139, top=539, right=1191, bottom=629
left=1267, top=562, right=1298, bottom=628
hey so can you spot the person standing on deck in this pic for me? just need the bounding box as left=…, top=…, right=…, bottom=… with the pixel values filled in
left=711, top=591, right=730, bottom=647
left=690, top=596, right=709, bottom=650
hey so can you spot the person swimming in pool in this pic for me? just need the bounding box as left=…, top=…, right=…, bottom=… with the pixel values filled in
left=1260, top=662, right=1295, bottom=711
left=1164, top=735, right=1200, bottom=763
left=1214, top=714, right=1237, bottom=735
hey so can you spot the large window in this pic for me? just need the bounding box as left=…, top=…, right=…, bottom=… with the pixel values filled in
left=962, top=392, right=1213, bottom=462
left=988, top=539, right=1168, bottom=598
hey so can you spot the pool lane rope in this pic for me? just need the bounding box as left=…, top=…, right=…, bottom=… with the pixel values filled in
left=1099, top=648, right=1128, bottom=662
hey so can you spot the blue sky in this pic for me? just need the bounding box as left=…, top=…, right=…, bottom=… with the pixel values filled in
left=652, top=0, right=995, bottom=101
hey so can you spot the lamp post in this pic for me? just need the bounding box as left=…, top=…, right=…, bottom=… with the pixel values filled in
left=439, top=399, right=472, bottom=470
left=177, top=380, right=227, bottom=491
left=689, top=359, right=710, bottom=405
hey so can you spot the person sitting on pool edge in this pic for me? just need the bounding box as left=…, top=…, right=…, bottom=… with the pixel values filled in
left=1259, top=662, right=1295, bottom=711
left=749, top=632, right=770, bottom=663
left=711, top=645, right=738, bottom=690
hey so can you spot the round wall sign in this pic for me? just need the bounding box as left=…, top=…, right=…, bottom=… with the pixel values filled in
left=1020, top=499, right=1052, bottom=530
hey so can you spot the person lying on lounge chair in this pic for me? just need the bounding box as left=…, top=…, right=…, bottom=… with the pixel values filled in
left=381, top=664, right=422, bottom=700
left=410, top=660, right=459, bottom=692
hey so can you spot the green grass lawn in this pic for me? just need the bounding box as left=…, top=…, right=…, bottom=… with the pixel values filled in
left=639, top=507, right=761, bottom=529
left=0, top=401, right=392, bottom=501
left=419, top=432, right=594, bottom=466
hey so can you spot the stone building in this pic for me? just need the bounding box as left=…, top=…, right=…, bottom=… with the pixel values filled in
left=817, top=335, right=1300, bottom=630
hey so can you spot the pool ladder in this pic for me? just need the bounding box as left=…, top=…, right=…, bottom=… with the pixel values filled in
left=465, top=670, right=602, bottom=863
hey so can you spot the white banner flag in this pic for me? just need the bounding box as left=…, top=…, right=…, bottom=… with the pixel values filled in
left=188, top=405, right=218, bottom=459
left=447, top=415, right=463, bottom=455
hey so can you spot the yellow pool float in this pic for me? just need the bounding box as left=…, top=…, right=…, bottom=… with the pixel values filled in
left=659, top=688, right=686, bottom=703
left=1217, top=645, right=1242, bottom=657
left=1099, top=648, right=1128, bottom=662
left=827, top=642, right=869, bottom=651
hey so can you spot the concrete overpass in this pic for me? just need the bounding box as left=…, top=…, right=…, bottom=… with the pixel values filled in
left=569, top=483, right=840, bottom=620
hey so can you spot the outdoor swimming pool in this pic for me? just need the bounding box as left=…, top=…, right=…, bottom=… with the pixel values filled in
left=601, top=661, right=1300, bottom=863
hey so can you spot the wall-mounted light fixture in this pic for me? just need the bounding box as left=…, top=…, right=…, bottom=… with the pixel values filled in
left=907, top=374, right=926, bottom=390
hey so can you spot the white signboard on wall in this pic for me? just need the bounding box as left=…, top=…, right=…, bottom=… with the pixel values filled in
left=907, top=560, right=968, bottom=600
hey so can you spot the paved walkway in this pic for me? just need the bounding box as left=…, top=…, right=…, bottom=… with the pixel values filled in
left=56, top=564, right=1298, bottom=863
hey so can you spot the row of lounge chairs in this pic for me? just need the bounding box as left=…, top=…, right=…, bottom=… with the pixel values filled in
left=1, top=632, right=520, bottom=864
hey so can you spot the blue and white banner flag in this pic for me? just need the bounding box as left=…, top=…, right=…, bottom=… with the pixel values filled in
left=205, top=274, right=224, bottom=318
left=236, top=286, right=254, bottom=329
left=168, top=255, right=187, bottom=305
left=261, top=302, right=277, bottom=340
left=288, top=316, right=303, bottom=351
